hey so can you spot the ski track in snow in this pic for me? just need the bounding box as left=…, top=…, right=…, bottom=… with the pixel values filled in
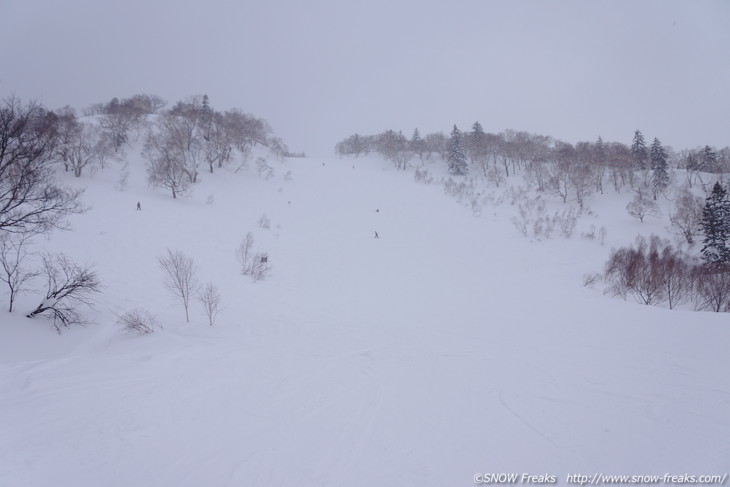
left=1, top=155, right=729, bottom=486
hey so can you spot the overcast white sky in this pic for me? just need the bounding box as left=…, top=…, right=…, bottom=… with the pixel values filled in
left=1, top=0, right=728, bottom=156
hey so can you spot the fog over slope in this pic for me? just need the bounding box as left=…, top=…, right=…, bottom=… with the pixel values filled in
left=0, top=136, right=727, bottom=485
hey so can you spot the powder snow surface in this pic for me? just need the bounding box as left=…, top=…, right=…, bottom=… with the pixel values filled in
left=0, top=153, right=728, bottom=486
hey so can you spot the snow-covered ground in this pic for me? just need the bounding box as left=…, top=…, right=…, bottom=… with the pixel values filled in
left=0, top=150, right=728, bottom=486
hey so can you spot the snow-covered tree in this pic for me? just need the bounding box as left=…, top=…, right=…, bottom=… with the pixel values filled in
left=631, top=130, right=648, bottom=171
left=467, top=121, right=489, bottom=175
left=700, top=181, right=730, bottom=268
left=144, top=135, right=192, bottom=199
left=701, top=145, right=717, bottom=173
left=650, top=137, right=669, bottom=199
left=447, top=125, right=468, bottom=176
left=595, top=136, right=606, bottom=164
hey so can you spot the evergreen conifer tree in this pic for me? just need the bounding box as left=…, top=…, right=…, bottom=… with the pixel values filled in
left=447, top=125, right=468, bottom=175
left=650, top=138, right=669, bottom=199
left=686, top=153, right=697, bottom=172
left=107, top=97, right=120, bottom=114
left=200, top=94, right=213, bottom=139
left=411, top=128, right=424, bottom=160
left=472, top=121, right=484, bottom=136
left=700, top=181, right=730, bottom=268
left=595, top=136, right=606, bottom=165
left=701, top=145, right=717, bottom=172
left=467, top=121, right=487, bottom=165
left=631, top=130, right=648, bottom=170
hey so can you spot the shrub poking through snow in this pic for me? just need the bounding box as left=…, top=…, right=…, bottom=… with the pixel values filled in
left=511, top=196, right=578, bottom=240
left=256, top=157, right=275, bottom=179
left=117, top=308, right=160, bottom=334
left=258, top=214, right=271, bottom=229
left=235, top=233, right=270, bottom=281
left=249, top=252, right=270, bottom=282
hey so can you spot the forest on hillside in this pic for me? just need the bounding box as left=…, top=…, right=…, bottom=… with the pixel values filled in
left=0, top=94, right=284, bottom=329
left=336, top=124, right=730, bottom=313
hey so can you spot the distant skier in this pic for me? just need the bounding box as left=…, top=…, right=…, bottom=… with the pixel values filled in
left=374, top=231, right=379, bottom=239
left=136, top=201, right=142, bottom=210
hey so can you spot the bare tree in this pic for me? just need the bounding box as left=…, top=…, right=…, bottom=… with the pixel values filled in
left=423, top=132, right=447, bottom=161
left=0, top=97, right=86, bottom=235
left=144, top=131, right=192, bottom=199
left=569, top=162, right=594, bottom=210
left=526, top=159, right=549, bottom=192
left=99, top=110, right=139, bottom=151
left=26, top=253, right=101, bottom=331
left=66, top=123, right=113, bottom=177
left=203, top=112, right=233, bottom=173
left=221, top=108, right=271, bottom=151
left=53, top=106, right=80, bottom=172
left=604, top=235, right=699, bottom=309
left=588, top=139, right=606, bottom=195
left=94, top=130, right=117, bottom=171
left=82, top=103, right=106, bottom=117
left=336, top=133, right=367, bottom=157
left=235, top=232, right=255, bottom=274
left=547, top=141, right=579, bottom=203
left=547, top=160, right=572, bottom=203
left=0, top=233, right=38, bottom=312
left=486, top=165, right=506, bottom=188
left=158, top=248, right=197, bottom=322
left=375, top=130, right=412, bottom=170
left=605, top=142, right=632, bottom=193
left=604, top=235, right=665, bottom=305
left=669, top=187, right=704, bottom=245
left=660, top=247, right=695, bottom=309
left=148, top=95, right=167, bottom=113
left=156, top=109, right=204, bottom=184
left=626, top=185, right=660, bottom=222
left=694, top=267, right=730, bottom=312
left=198, top=282, right=221, bottom=326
